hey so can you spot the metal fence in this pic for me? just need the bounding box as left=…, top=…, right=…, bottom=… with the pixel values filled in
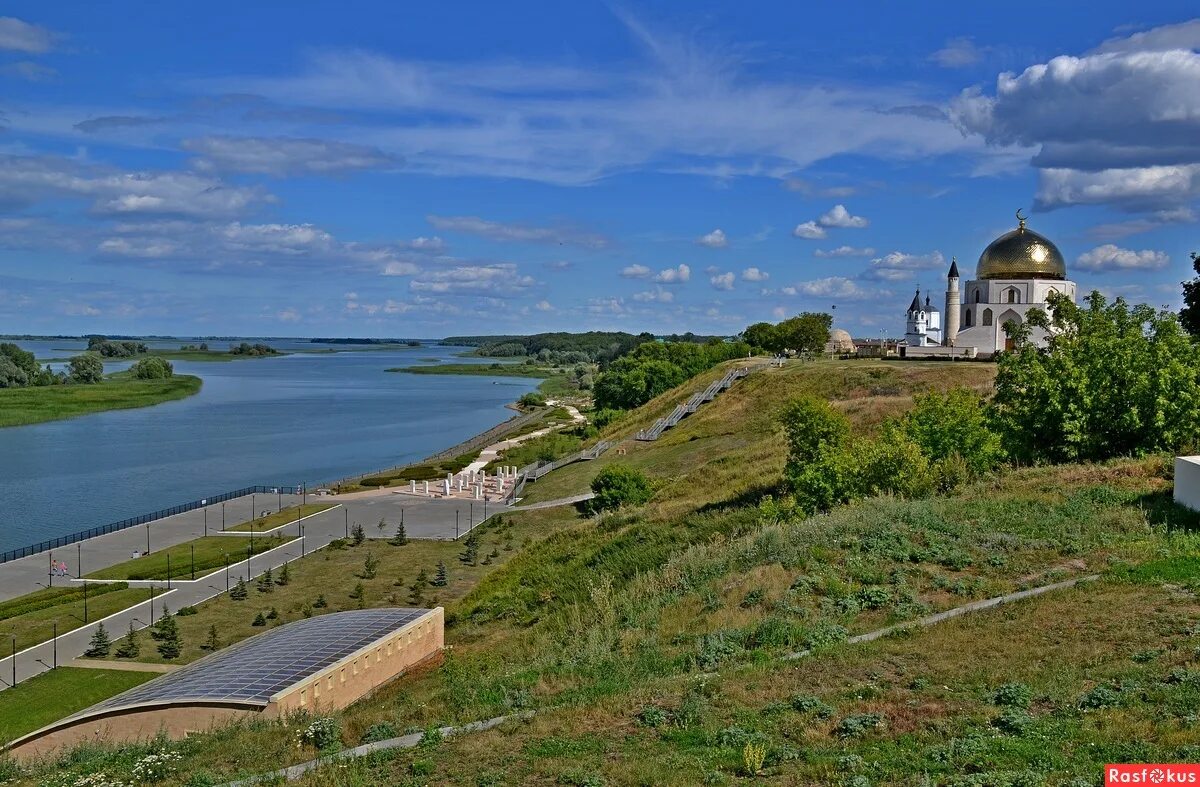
left=0, top=484, right=300, bottom=565
left=506, top=440, right=612, bottom=504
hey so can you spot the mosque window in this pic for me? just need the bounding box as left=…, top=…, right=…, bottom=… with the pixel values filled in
left=965, top=308, right=973, bottom=327
left=1006, top=288, right=1019, bottom=304
left=983, top=309, right=993, bottom=326
left=974, top=290, right=981, bottom=304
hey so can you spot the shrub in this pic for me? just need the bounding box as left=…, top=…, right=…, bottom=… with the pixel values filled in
left=992, top=682, right=1033, bottom=708
left=835, top=713, right=884, bottom=738
left=589, top=465, right=654, bottom=513
left=781, top=396, right=850, bottom=467
left=176, top=605, right=198, bottom=616
left=789, top=694, right=835, bottom=719
left=131, top=356, right=174, bottom=379
left=299, top=717, right=342, bottom=752
left=1078, top=684, right=1122, bottom=710
left=636, top=705, right=669, bottom=728
left=993, top=708, right=1035, bottom=735
left=360, top=722, right=398, bottom=743
left=892, top=387, right=1003, bottom=475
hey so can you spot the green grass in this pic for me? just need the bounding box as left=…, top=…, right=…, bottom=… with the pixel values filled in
left=149, top=349, right=284, bottom=362
left=223, top=503, right=337, bottom=533
left=0, top=584, right=151, bottom=652
left=0, top=375, right=202, bottom=429
left=85, top=535, right=295, bottom=581
left=387, top=362, right=555, bottom=379
left=0, top=668, right=158, bottom=745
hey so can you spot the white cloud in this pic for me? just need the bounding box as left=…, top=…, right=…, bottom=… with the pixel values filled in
left=818, top=204, right=869, bottom=228
left=814, top=245, right=876, bottom=258
left=741, top=267, right=769, bottom=281
left=621, top=264, right=652, bottom=279
left=1, top=60, right=54, bottom=81
left=409, top=263, right=534, bottom=295
left=654, top=264, right=691, bottom=283
left=698, top=228, right=728, bottom=248
left=772, top=306, right=787, bottom=319
left=587, top=297, right=626, bottom=315
left=632, top=287, right=674, bottom=303
left=427, top=215, right=609, bottom=248
left=1088, top=207, right=1196, bottom=240
left=865, top=250, right=946, bottom=281
left=930, top=37, right=984, bottom=68
left=792, top=276, right=876, bottom=300
left=382, top=261, right=420, bottom=276
left=96, top=238, right=180, bottom=258
left=950, top=33, right=1200, bottom=210
left=408, top=236, right=445, bottom=251
left=276, top=308, right=301, bottom=322
left=0, top=17, right=55, bottom=53
left=534, top=299, right=553, bottom=311
left=709, top=272, right=735, bottom=290
left=792, top=221, right=827, bottom=239
left=184, top=136, right=398, bottom=177
left=1075, top=244, right=1170, bottom=272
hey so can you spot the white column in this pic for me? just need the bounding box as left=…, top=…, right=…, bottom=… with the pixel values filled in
left=410, top=480, right=417, bottom=494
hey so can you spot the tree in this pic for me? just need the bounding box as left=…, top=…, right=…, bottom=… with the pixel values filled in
left=257, top=567, right=275, bottom=593
left=202, top=624, right=221, bottom=651
left=230, top=577, right=249, bottom=600
left=459, top=531, right=481, bottom=565
left=741, top=322, right=779, bottom=353
left=1181, top=252, right=1200, bottom=336
left=156, top=610, right=182, bottom=659
left=992, top=291, right=1200, bottom=464
left=775, top=312, right=832, bottom=354
left=85, top=623, right=112, bottom=657
left=67, top=354, right=104, bottom=384
left=409, top=570, right=427, bottom=605
left=589, top=465, right=654, bottom=513
left=114, top=621, right=140, bottom=658
left=131, top=356, right=174, bottom=379
left=389, top=521, right=409, bottom=546
left=276, top=561, right=291, bottom=586
left=431, top=561, right=448, bottom=587
left=350, top=522, right=366, bottom=546
left=252, top=611, right=267, bottom=626
left=314, top=593, right=328, bottom=608
left=781, top=396, right=850, bottom=468
left=362, top=551, right=379, bottom=579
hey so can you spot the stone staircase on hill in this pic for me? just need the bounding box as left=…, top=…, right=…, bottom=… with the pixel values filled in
left=635, top=365, right=752, bottom=441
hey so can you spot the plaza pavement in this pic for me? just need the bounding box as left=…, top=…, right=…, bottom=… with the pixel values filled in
left=0, top=488, right=510, bottom=691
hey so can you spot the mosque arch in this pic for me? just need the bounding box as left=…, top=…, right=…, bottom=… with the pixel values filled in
left=1004, top=287, right=1021, bottom=304
left=982, top=308, right=993, bottom=326
left=964, top=308, right=973, bottom=327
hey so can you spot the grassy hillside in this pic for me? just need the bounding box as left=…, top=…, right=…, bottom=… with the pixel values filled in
left=13, top=358, right=1200, bottom=787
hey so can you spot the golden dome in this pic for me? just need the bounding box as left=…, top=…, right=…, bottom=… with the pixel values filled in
left=976, top=211, right=1066, bottom=281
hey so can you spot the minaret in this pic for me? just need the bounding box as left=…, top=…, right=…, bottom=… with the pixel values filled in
left=944, top=257, right=960, bottom=347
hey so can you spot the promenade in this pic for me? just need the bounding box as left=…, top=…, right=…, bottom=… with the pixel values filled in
left=0, top=488, right=510, bottom=690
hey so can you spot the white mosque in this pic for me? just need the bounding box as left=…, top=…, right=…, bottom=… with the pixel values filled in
left=903, top=211, right=1077, bottom=358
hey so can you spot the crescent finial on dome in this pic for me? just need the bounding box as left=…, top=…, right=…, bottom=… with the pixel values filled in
left=1015, top=208, right=1027, bottom=231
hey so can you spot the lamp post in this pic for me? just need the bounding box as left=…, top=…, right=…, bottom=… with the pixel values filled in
left=149, top=585, right=155, bottom=625
left=300, top=524, right=305, bottom=557
left=455, top=510, right=460, bottom=539
left=77, top=543, right=82, bottom=581
left=223, top=553, right=230, bottom=592
left=252, top=494, right=256, bottom=521
left=190, top=544, right=195, bottom=580
left=203, top=506, right=208, bottom=537
left=9, top=635, right=15, bottom=688
left=344, top=508, right=349, bottom=539
left=48, top=552, right=53, bottom=587
left=145, top=522, right=151, bottom=555
left=51, top=621, right=56, bottom=669
left=166, top=553, right=171, bottom=590
left=222, top=501, right=226, bottom=530
left=296, top=505, right=301, bottom=538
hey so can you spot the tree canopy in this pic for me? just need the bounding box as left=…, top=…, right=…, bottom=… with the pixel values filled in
left=592, top=339, right=749, bottom=410
left=740, top=312, right=832, bottom=354
left=992, top=291, right=1200, bottom=464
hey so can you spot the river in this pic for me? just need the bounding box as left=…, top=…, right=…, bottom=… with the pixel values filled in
left=0, top=340, right=539, bottom=553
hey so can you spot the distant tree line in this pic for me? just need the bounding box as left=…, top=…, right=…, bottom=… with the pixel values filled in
left=593, top=339, right=750, bottom=410
left=87, top=337, right=148, bottom=357
left=229, top=342, right=279, bottom=357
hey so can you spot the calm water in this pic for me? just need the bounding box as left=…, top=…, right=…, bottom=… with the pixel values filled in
left=0, top=341, right=537, bottom=552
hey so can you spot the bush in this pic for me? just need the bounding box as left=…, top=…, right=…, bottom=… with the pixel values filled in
left=782, top=396, right=850, bottom=467
left=589, top=465, right=654, bottom=513
left=892, top=387, right=1002, bottom=475
left=299, top=717, right=342, bottom=751
left=360, top=722, right=399, bottom=743
left=993, top=708, right=1035, bottom=735
left=834, top=713, right=884, bottom=738
left=992, top=682, right=1033, bottom=708
left=67, top=354, right=103, bottom=384
left=1078, top=684, right=1122, bottom=710
left=131, top=356, right=174, bottom=379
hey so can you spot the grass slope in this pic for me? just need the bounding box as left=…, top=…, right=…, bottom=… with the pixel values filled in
left=0, top=584, right=151, bottom=652
left=0, top=668, right=157, bottom=745
left=386, top=361, right=582, bottom=398
left=0, top=375, right=202, bottom=429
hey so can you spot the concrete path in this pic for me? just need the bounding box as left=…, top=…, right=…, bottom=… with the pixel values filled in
left=68, top=659, right=180, bottom=673
left=0, top=490, right=509, bottom=692
left=513, top=493, right=595, bottom=511
left=461, top=400, right=586, bottom=476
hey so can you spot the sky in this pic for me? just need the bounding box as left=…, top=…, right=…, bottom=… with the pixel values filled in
left=0, top=1, right=1198, bottom=339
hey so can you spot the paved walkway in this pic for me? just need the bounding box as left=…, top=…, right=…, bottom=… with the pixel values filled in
left=513, top=492, right=595, bottom=511
left=461, top=401, right=586, bottom=476
left=0, top=489, right=510, bottom=691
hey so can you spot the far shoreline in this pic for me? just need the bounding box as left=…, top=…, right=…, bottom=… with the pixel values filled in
left=0, top=374, right=203, bottom=430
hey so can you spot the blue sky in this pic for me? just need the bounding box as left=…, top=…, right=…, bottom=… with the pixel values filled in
left=0, top=1, right=1198, bottom=338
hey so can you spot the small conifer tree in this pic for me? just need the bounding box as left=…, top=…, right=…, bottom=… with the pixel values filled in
left=85, top=623, right=112, bottom=658
left=202, top=624, right=221, bottom=651
left=314, top=593, right=327, bottom=608
left=390, top=522, right=409, bottom=546
left=230, top=577, right=249, bottom=600
left=156, top=612, right=182, bottom=659
left=252, top=611, right=267, bottom=626
left=351, top=522, right=366, bottom=546
left=276, top=561, right=291, bottom=586
left=431, top=561, right=448, bottom=587
left=362, top=551, right=379, bottom=579
left=257, top=567, right=274, bottom=593
left=114, top=621, right=140, bottom=658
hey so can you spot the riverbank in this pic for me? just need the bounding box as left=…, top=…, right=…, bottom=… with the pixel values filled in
left=387, top=361, right=579, bottom=398
left=0, top=375, right=202, bottom=429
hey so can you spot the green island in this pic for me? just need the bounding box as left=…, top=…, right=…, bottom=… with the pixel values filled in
left=0, top=374, right=201, bottom=429
left=222, top=503, right=338, bottom=533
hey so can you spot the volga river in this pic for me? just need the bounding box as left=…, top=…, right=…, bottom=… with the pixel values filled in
left=0, top=340, right=538, bottom=553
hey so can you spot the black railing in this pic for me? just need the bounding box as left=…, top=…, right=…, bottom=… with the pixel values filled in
left=0, top=484, right=299, bottom=565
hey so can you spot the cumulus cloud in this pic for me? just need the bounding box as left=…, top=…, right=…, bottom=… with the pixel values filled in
left=407, top=236, right=444, bottom=251
left=790, top=276, right=876, bottom=299
left=818, top=204, right=869, bottom=228
left=1075, top=244, right=1170, bottom=272
left=709, top=272, right=735, bottom=290
left=184, top=136, right=399, bottom=176
left=0, top=17, right=55, bottom=53
left=814, top=245, right=876, bottom=258
left=633, top=287, right=674, bottom=303
left=792, top=221, right=827, bottom=239
left=426, top=215, right=609, bottom=248
left=698, top=228, right=728, bottom=248
left=534, top=299, right=553, bottom=311
left=930, top=36, right=985, bottom=68
left=620, top=264, right=652, bottom=279
left=654, top=264, right=690, bottom=283
left=409, top=264, right=534, bottom=296
left=865, top=250, right=946, bottom=281
left=950, top=29, right=1200, bottom=210
left=741, top=267, right=768, bottom=281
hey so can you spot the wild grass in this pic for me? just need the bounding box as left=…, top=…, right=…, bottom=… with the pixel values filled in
left=0, top=375, right=202, bottom=429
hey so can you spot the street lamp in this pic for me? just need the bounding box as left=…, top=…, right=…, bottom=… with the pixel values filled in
left=166, top=554, right=171, bottom=590
left=222, top=501, right=226, bottom=530
left=145, top=522, right=151, bottom=555
left=191, top=544, right=195, bottom=580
